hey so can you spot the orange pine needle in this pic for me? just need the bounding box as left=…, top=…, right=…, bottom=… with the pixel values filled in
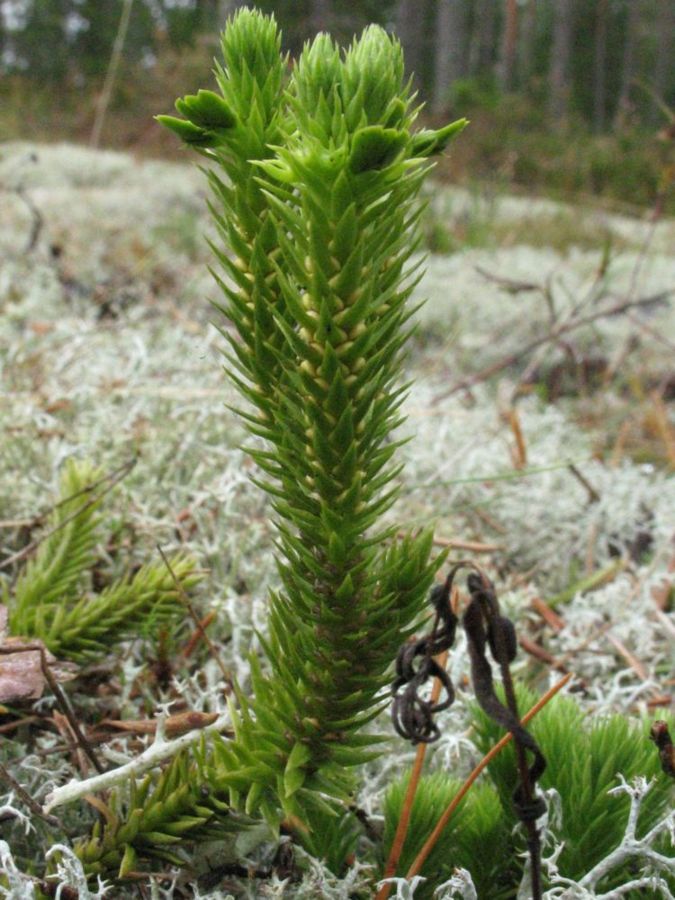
left=507, top=407, right=528, bottom=469
left=610, top=418, right=631, bottom=467
left=182, top=610, right=217, bottom=658
left=651, top=392, right=675, bottom=468
left=405, top=672, right=573, bottom=880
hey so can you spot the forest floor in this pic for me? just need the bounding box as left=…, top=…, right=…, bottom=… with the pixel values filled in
left=0, top=142, right=674, bottom=898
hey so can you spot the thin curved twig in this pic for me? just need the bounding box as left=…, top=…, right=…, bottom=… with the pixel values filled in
left=431, top=289, right=673, bottom=403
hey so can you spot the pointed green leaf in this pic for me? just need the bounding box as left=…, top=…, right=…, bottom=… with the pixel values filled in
left=175, top=89, right=237, bottom=131
left=349, top=126, right=407, bottom=173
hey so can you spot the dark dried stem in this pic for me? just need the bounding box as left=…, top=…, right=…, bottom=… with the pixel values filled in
left=0, top=759, right=61, bottom=829
left=39, top=646, right=105, bottom=774
left=156, top=544, right=233, bottom=691
left=465, top=565, right=544, bottom=900
left=487, top=602, right=542, bottom=899
left=567, top=463, right=600, bottom=503
left=650, top=721, right=675, bottom=779
left=11, top=185, right=44, bottom=253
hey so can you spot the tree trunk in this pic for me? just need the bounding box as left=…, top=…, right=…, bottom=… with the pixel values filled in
left=518, top=0, right=537, bottom=90
left=592, top=0, right=608, bottom=132
left=468, top=0, right=498, bottom=76
left=548, top=0, right=574, bottom=127
left=394, top=0, right=427, bottom=93
left=614, top=0, right=639, bottom=128
left=651, top=0, right=674, bottom=124
left=431, top=0, right=468, bottom=115
left=497, top=0, right=519, bottom=92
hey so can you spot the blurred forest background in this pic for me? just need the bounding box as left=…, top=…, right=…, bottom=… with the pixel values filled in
left=0, top=0, right=673, bottom=211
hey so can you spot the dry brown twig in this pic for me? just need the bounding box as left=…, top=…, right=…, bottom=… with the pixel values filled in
left=610, top=418, right=633, bottom=466
left=15, top=186, right=43, bottom=253
left=542, top=559, right=671, bottom=702
left=394, top=530, right=502, bottom=553
left=0, top=760, right=61, bottom=830
left=52, top=710, right=91, bottom=778
left=568, top=463, right=601, bottom=504
left=432, top=287, right=673, bottom=404
left=506, top=407, right=528, bottom=469
left=156, top=545, right=233, bottom=692
left=431, top=535, right=503, bottom=553
left=98, top=710, right=222, bottom=739
left=0, top=156, right=44, bottom=253
left=38, top=646, right=105, bottom=774
left=0, top=715, right=41, bottom=735
left=530, top=596, right=565, bottom=632
left=182, top=610, right=218, bottom=658
left=518, top=635, right=568, bottom=673
left=650, top=391, right=675, bottom=467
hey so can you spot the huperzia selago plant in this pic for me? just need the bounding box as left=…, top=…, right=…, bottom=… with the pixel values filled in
left=186, top=20, right=469, bottom=825
left=63, top=7, right=466, bottom=880
left=162, top=8, right=468, bottom=830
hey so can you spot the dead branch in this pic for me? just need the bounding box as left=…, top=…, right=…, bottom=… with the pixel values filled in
left=432, top=289, right=673, bottom=404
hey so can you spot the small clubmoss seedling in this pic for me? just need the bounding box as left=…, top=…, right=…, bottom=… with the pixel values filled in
left=5, top=458, right=195, bottom=664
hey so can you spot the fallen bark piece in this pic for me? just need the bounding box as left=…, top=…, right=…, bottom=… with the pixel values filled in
left=0, top=629, right=78, bottom=704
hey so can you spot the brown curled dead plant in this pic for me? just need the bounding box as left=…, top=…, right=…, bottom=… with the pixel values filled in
left=390, top=561, right=548, bottom=899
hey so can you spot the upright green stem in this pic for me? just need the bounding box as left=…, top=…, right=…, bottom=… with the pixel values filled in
left=162, top=12, right=466, bottom=825
left=74, top=10, right=467, bottom=874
